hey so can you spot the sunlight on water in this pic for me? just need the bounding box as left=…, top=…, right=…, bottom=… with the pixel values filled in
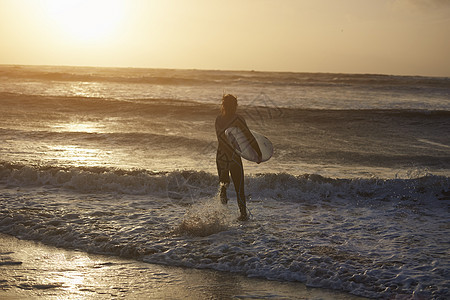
left=46, top=254, right=92, bottom=295
left=68, top=82, right=104, bottom=98
left=48, top=145, right=108, bottom=166
left=0, top=235, right=127, bottom=298
left=51, top=121, right=106, bottom=133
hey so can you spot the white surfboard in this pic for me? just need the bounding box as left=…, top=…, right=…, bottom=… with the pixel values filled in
left=225, top=127, right=273, bottom=163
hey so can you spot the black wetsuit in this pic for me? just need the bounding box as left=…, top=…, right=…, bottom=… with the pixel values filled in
left=215, top=113, right=261, bottom=216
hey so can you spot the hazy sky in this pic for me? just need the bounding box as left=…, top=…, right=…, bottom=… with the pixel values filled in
left=1, top=0, right=449, bottom=76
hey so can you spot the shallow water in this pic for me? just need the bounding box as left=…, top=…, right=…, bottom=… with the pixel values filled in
left=1, top=169, right=448, bottom=299
left=2, top=234, right=366, bottom=299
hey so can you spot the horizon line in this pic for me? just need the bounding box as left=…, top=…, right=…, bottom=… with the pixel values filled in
left=1, top=63, right=449, bottom=79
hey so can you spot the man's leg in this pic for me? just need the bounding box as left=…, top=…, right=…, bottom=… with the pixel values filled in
left=230, top=157, right=247, bottom=220
left=216, top=156, right=230, bottom=204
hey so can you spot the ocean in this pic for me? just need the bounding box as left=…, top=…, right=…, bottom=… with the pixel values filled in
left=1, top=65, right=449, bottom=299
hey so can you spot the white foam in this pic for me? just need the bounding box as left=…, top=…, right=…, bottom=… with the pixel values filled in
left=0, top=179, right=448, bottom=299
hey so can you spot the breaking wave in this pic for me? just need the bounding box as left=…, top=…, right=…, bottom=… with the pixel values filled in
left=1, top=162, right=448, bottom=206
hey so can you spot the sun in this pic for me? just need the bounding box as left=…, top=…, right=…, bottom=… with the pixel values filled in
left=43, top=0, right=124, bottom=43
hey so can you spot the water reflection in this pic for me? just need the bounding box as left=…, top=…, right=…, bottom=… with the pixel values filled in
left=47, top=145, right=109, bottom=167
left=51, top=121, right=106, bottom=133
left=47, top=121, right=109, bottom=167
left=69, top=82, right=104, bottom=98
left=50, top=146, right=103, bottom=161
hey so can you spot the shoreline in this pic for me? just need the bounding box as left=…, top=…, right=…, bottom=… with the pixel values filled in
left=0, top=233, right=365, bottom=299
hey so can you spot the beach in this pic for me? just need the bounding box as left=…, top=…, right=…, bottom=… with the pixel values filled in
left=0, top=233, right=366, bottom=299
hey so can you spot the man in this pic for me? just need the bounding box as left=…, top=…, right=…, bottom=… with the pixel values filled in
left=215, top=94, right=262, bottom=221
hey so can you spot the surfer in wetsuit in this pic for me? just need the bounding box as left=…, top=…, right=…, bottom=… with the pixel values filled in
left=215, top=94, right=262, bottom=221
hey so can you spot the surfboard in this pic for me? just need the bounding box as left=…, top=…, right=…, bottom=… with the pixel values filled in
left=225, top=127, right=273, bottom=163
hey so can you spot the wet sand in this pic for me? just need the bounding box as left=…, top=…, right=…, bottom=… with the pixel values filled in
left=0, top=233, right=366, bottom=299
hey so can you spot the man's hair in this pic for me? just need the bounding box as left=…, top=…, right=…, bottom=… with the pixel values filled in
left=221, top=94, right=238, bottom=116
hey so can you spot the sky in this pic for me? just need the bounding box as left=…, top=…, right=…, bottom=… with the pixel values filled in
left=0, top=0, right=449, bottom=76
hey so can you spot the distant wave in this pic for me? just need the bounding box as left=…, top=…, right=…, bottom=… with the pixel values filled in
left=1, top=67, right=207, bottom=86
left=2, top=91, right=449, bottom=116
left=0, top=127, right=210, bottom=149
left=1, top=162, right=448, bottom=206
left=2, top=65, right=449, bottom=88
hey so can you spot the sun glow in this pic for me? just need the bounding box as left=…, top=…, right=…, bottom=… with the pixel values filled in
left=42, top=0, right=125, bottom=43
